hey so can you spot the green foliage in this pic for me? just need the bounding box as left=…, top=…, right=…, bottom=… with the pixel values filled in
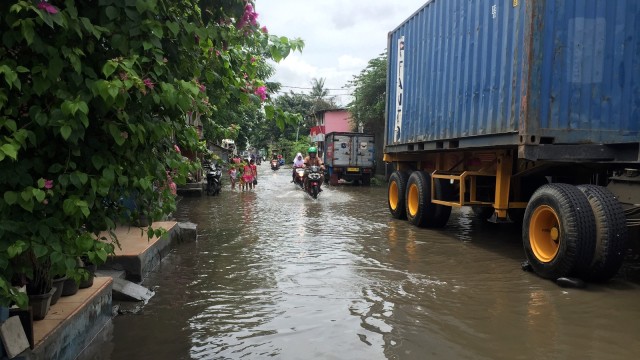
left=0, top=0, right=301, bottom=307
left=347, top=53, right=387, bottom=174
left=348, top=53, right=387, bottom=133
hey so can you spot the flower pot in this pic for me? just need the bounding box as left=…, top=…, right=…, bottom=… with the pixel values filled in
left=50, top=276, right=67, bottom=305
left=28, top=287, right=56, bottom=321
left=61, top=277, right=79, bottom=297
left=79, top=264, right=97, bottom=289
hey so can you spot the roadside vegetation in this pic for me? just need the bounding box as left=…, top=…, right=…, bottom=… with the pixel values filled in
left=0, top=0, right=303, bottom=308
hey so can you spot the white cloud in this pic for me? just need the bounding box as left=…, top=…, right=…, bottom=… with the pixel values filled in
left=258, top=0, right=427, bottom=102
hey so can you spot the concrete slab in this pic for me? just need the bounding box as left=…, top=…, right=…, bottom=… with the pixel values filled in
left=1, top=316, right=30, bottom=358
left=99, top=222, right=179, bottom=282
left=177, top=222, right=197, bottom=243
left=111, top=278, right=154, bottom=302
left=23, top=276, right=112, bottom=360
left=176, top=181, right=204, bottom=197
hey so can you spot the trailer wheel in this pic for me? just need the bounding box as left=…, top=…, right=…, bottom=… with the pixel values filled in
left=577, top=185, right=628, bottom=282
left=388, top=171, right=409, bottom=219
left=406, top=171, right=451, bottom=228
left=523, top=184, right=596, bottom=280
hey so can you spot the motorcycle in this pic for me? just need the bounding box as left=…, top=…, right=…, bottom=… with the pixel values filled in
left=293, top=167, right=305, bottom=188
left=270, top=159, right=280, bottom=170
left=303, top=165, right=323, bottom=199
left=205, top=164, right=222, bottom=196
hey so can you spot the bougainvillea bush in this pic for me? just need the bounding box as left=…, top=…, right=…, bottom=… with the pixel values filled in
left=0, top=0, right=302, bottom=307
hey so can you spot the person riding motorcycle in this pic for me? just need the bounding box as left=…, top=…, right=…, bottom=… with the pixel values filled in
left=303, top=146, right=325, bottom=190
left=292, top=152, right=305, bottom=183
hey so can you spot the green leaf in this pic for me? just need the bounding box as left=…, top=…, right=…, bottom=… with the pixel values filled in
left=105, top=6, right=118, bottom=20
left=0, top=144, right=18, bottom=160
left=4, top=191, right=17, bottom=205
left=48, top=163, right=64, bottom=173
left=33, top=189, right=46, bottom=202
left=96, top=248, right=108, bottom=263
left=109, top=123, right=125, bottom=145
left=50, top=251, right=63, bottom=265
left=91, top=155, right=104, bottom=170
left=21, top=19, right=35, bottom=45
left=102, top=61, right=118, bottom=78
left=60, top=125, right=72, bottom=140
left=75, top=236, right=93, bottom=251
left=33, top=244, right=48, bottom=258
left=62, top=198, right=76, bottom=215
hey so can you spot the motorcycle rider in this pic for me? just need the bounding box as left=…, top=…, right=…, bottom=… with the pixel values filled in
left=292, top=152, right=305, bottom=182
left=303, top=146, right=325, bottom=190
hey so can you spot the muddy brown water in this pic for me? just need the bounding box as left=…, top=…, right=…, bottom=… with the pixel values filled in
left=89, top=164, right=640, bottom=360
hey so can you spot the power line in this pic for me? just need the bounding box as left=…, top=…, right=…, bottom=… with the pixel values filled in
left=279, top=85, right=354, bottom=91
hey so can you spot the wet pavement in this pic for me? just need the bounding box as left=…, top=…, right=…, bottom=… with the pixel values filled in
left=94, top=164, right=640, bottom=359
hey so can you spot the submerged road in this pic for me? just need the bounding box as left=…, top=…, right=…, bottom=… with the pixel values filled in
left=92, top=163, right=640, bottom=359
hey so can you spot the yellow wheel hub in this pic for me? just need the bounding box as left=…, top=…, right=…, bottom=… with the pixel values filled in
left=389, top=181, right=399, bottom=210
left=408, top=183, right=419, bottom=217
left=529, top=205, right=561, bottom=263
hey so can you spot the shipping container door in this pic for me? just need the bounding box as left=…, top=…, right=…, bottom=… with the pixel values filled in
left=354, top=136, right=375, bottom=167
left=331, top=134, right=354, bottom=167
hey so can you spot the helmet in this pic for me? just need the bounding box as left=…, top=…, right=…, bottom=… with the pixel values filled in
left=308, top=146, right=317, bottom=153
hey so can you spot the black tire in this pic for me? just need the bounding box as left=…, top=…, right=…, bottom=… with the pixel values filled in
left=311, top=185, right=319, bottom=199
left=388, top=171, right=409, bottom=219
left=522, top=184, right=596, bottom=280
left=405, top=171, right=452, bottom=228
left=577, top=185, right=628, bottom=282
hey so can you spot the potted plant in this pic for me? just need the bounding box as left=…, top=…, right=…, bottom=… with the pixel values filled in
left=25, top=253, right=55, bottom=321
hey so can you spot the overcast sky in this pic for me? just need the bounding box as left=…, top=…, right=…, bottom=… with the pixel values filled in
left=257, top=0, right=427, bottom=106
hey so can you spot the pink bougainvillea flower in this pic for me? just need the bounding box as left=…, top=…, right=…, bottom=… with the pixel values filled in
left=261, top=26, right=268, bottom=33
left=174, top=144, right=181, bottom=154
left=254, top=86, right=267, bottom=101
left=44, top=179, right=53, bottom=189
left=37, top=1, right=59, bottom=14
left=199, top=84, right=206, bottom=92
left=215, top=50, right=221, bottom=56
left=250, top=57, right=256, bottom=63
left=143, top=78, right=154, bottom=89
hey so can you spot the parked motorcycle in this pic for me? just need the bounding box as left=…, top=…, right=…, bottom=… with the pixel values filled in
left=293, top=167, right=305, bottom=188
left=271, top=159, right=280, bottom=170
left=304, top=165, right=323, bottom=199
left=205, top=164, right=222, bottom=196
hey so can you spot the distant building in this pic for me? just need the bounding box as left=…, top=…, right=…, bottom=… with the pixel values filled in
left=310, top=109, right=353, bottom=156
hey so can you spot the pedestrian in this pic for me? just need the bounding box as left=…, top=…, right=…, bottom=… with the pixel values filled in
left=238, top=161, right=246, bottom=191
left=243, top=160, right=254, bottom=190
left=228, top=165, right=237, bottom=190
left=249, top=159, right=258, bottom=188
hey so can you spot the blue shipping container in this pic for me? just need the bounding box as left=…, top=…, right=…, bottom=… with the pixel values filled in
left=386, top=0, right=640, bottom=150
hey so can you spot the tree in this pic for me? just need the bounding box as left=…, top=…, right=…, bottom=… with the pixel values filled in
left=348, top=53, right=387, bottom=174
left=0, top=0, right=302, bottom=307
left=309, top=77, right=336, bottom=113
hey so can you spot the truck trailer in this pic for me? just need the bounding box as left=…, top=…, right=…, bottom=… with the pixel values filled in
left=324, top=132, right=375, bottom=186
left=384, top=0, right=640, bottom=282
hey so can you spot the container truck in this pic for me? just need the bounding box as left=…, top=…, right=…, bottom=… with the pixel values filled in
left=384, top=0, right=640, bottom=282
left=324, top=132, right=375, bottom=186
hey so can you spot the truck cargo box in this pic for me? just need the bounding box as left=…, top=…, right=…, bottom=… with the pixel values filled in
left=324, top=132, right=375, bottom=185
left=385, top=0, right=640, bottom=157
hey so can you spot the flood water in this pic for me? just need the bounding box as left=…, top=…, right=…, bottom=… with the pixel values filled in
left=93, top=164, right=640, bottom=359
